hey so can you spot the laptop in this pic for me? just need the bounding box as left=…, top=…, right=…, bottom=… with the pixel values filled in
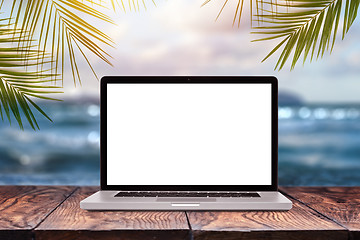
left=80, top=76, right=292, bottom=210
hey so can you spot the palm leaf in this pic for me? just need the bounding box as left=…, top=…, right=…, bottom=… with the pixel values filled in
left=0, top=76, right=62, bottom=130
left=109, top=0, right=157, bottom=12
left=6, top=0, right=115, bottom=86
left=252, top=0, right=360, bottom=70
left=0, top=18, right=61, bottom=130
left=201, top=0, right=272, bottom=27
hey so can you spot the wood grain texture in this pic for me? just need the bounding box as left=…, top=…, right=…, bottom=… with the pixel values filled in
left=36, top=186, right=190, bottom=240
left=1, top=186, right=358, bottom=240
left=281, top=187, right=360, bottom=239
left=187, top=201, right=347, bottom=240
left=0, top=185, right=76, bottom=240
left=36, top=230, right=190, bottom=240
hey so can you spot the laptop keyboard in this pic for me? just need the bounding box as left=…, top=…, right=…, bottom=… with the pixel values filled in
left=114, top=191, right=260, bottom=198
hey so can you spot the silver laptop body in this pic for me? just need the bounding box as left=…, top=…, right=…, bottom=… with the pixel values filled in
left=80, top=76, right=292, bottom=210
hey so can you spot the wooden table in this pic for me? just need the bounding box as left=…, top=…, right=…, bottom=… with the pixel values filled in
left=0, top=186, right=359, bottom=240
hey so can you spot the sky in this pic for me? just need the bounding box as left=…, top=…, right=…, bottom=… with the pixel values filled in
left=8, top=0, right=360, bottom=103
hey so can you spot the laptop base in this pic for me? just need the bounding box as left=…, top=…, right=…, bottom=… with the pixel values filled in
left=80, top=191, right=292, bottom=210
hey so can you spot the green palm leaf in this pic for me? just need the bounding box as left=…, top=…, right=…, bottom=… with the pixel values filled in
left=202, top=0, right=271, bottom=27
left=0, top=18, right=61, bottom=130
left=253, top=0, right=360, bottom=70
left=0, top=0, right=158, bottom=130
left=7, top=0, right=115, bottom=86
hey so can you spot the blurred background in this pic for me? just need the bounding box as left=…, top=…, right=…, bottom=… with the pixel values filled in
left=1, top=0, right=360, bottom=186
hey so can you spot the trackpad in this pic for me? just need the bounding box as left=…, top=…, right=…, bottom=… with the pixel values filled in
left=157, top=198, right=216, bottom=202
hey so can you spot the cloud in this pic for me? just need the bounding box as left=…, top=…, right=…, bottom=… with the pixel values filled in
left=152, top=0, right=251, bottom=33
left=58, top=0, right=360, bottom=103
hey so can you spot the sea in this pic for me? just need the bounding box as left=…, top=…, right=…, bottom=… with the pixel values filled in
left=1, top=100, right=360, bottom=186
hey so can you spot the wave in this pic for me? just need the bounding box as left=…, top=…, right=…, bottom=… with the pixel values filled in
left=279, top=106, right=360, bottom=120
left=1, top=102, right=360, bottom=185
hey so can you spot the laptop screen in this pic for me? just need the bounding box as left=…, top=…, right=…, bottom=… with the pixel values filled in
left=105, top=79, right=274, bottom=188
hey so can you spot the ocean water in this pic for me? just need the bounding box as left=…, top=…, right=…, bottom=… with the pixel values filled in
left=1, top=101, right=360, bottom=186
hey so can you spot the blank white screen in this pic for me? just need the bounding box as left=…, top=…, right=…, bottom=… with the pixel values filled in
left=107, top=83, right=272, bottom=185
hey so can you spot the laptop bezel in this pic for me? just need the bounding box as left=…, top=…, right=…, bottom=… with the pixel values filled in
left=100, top=76, right=278, bottom=191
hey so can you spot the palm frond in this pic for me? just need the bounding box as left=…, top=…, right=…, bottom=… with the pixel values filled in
left=109, top=0, right=157, bottom=12
left=201, top=0, right=272, bottom=27
left=0, top=76, right=62, bottom=130
left=7, top=0, right=115, bottom=86
left=0, top=18, right=61, bottom=130
left=252, top=0, right=360, bottom=70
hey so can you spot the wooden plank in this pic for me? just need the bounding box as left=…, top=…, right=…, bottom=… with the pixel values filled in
left=281, top=186, right=360, bottom=239
left=36, top=231, right=190, bottom=240
left=0, top=185, right=76, bottom=240
left=187, top=200, right=347, bottom=240
left=35, top=186, right=190, bottom=240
